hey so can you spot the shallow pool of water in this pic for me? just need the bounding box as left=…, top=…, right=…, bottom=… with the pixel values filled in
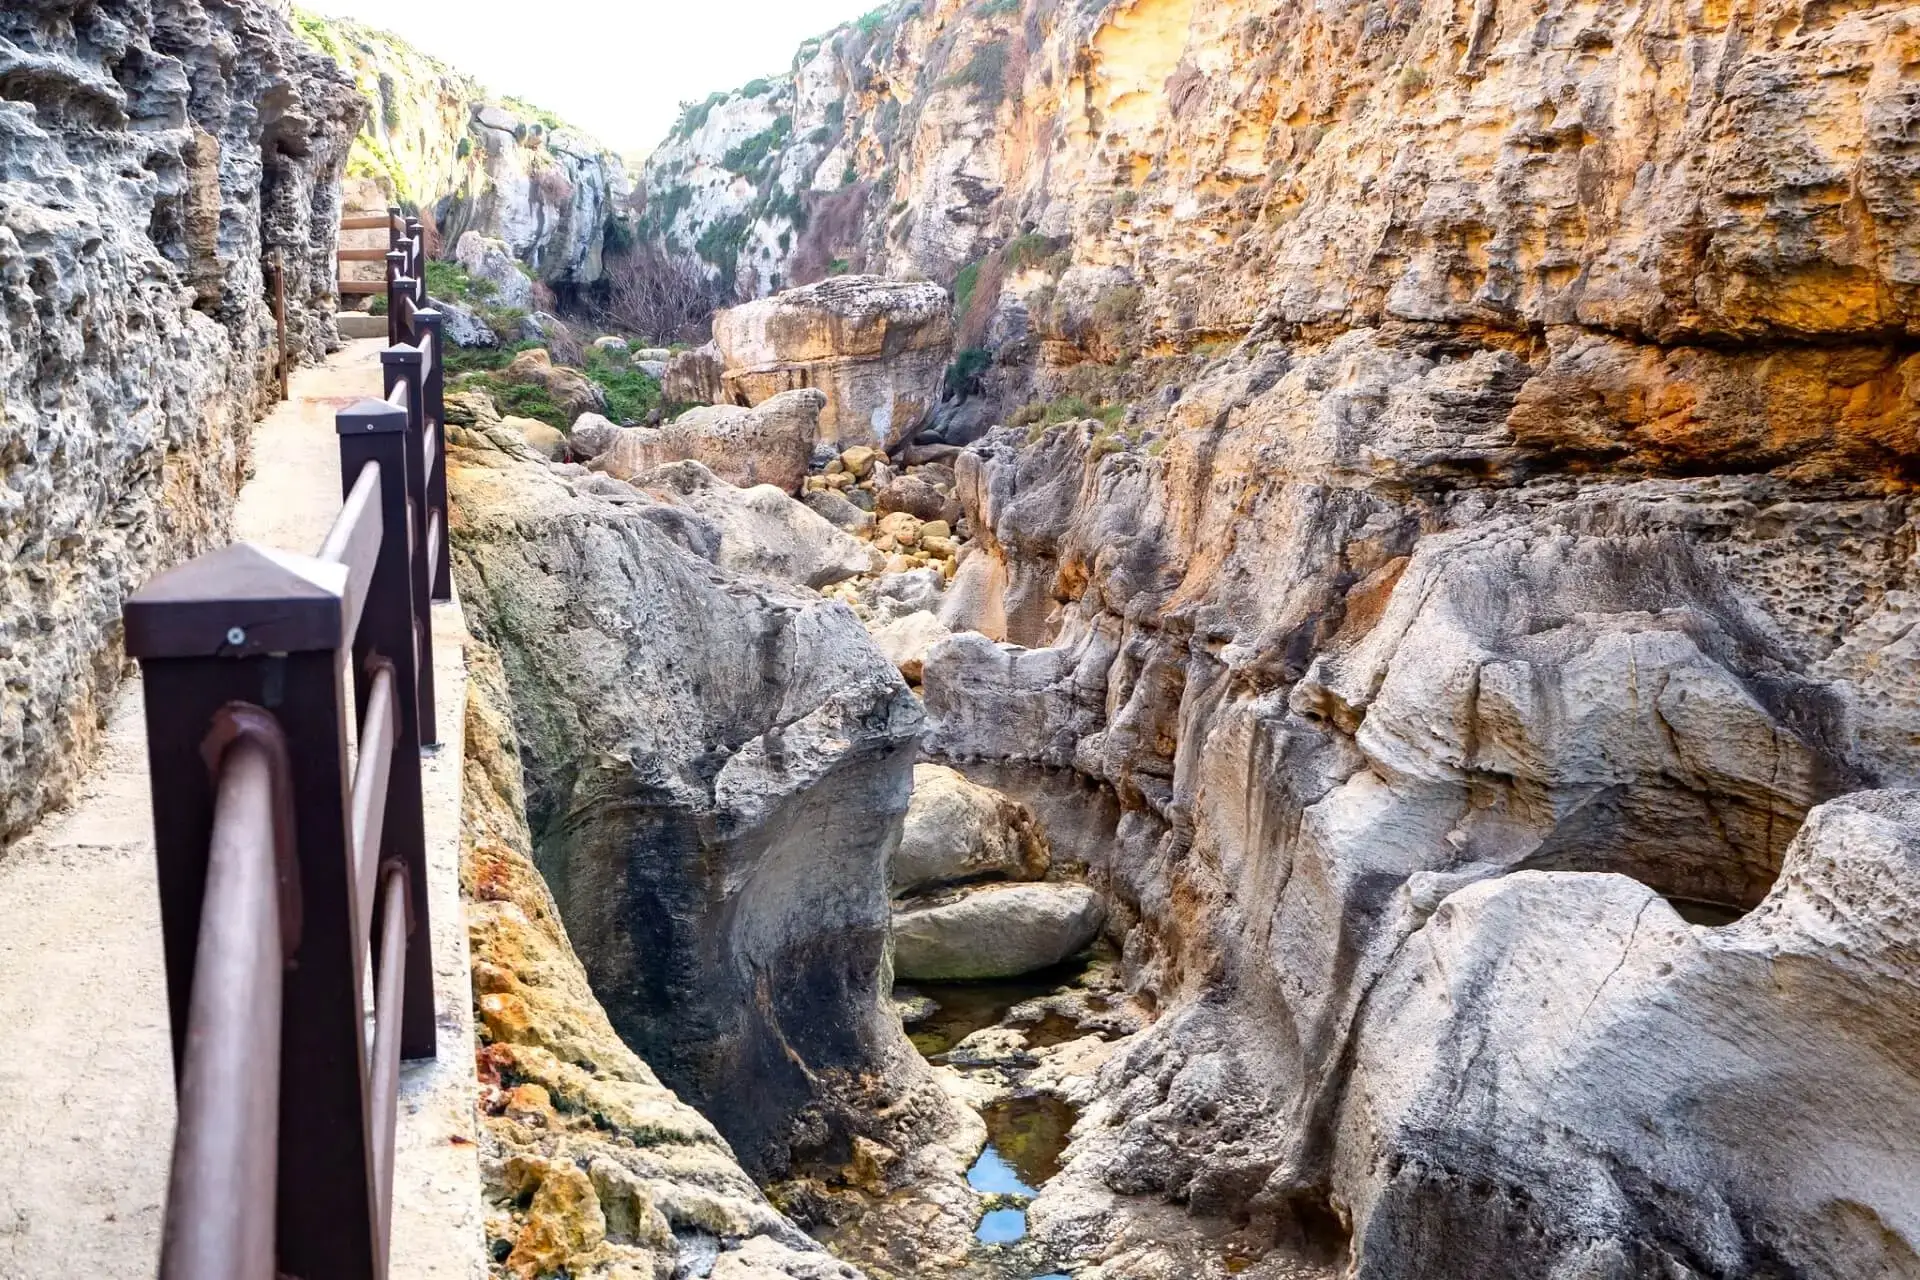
left=902, top=959, right=1094, bottom=1058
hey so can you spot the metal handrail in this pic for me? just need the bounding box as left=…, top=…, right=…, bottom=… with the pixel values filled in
left=158, top=720, right=294, bottom=1280
left=127, top=215, right=449, bottom=1280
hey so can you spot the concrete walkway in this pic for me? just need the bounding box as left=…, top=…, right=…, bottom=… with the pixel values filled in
left=0, top=341, right=482, bottom=1278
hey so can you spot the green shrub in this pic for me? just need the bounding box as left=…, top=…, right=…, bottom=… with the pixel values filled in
left=741, top=78, right=775, bottom=98
left=721, top=115, right=791, bottom=173
left=460, top=373, right=566, bottom=429
left=842, top=164, right=859, bottom=187
left=442, top=339, right=540, bottom=378
left=456, top=136, right=473, bottom=161
left=1014, top=395, right=1127, bottom=433
left=977, top=0, right=1020, bottom=13
left=674, top=92, right=729, bottom=141
left=944, top=346, right=991, bottom=397
left=829, top=257, right=853, bottom=275
left=1005, top=232, right=1063, bottom=272
left=945, top=41, right=1010, bottom=105
left=368, top=294, right=388, bottom=316
left=585, top=348, right=663, bottom=424
left=424, top=259, right=480, bottom=303
left=1093, top=283, right=1143, bottom=330
left=952, top=261, right=981, bottom=313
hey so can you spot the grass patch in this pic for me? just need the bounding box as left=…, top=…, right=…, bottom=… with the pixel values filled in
left=945, top=346, right=992, bottom=397
left=952, top=261, right=982, bottom=313
left=459, top=374, right=567, bottom=430
left=1013, top=395, right=1127, bottom=433
left=424, top=259, right=495, bottom=304
left=945, top=41, right=1010, bottom=105
left=584, top=347, right=663, bottom=424
left=442, top=339, right=541, bottom=378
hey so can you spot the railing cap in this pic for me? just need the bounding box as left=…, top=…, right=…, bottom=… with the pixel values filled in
left=124, top=542, right=347, bottom=660
left=337, top=398, right=409, bottom=435
left=379, top=343, right=423, bottom=369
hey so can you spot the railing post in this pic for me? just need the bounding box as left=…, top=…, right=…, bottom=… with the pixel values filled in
left=123, top=545, right=381, bottom=1280
left=338, top=400, right=439, bottom=1059
left=385, top=252, right=407, bottom=348
left=380, top=342, right=438, bottom=749
left=414, top=309, right=452, bottom=601
left=405, top=217, right=424, bottom=293
left=387, top=204, right=404, bottom=253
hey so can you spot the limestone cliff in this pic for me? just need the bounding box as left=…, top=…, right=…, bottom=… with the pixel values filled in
left=639, top=0, right=1920, bottom=1274
left=0, top=0, right=362, bottom=843
left=462, top=630, right=869, bottom=1280
left=294, top=10, right=630, bottom=293
left=449, top=420, right=953, bottom=1185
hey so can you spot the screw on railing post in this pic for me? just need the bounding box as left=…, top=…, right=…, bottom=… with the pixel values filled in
left=384, top=251, right=407, bottom=348
left=414, top=309, right=452, bottom=602
left=337, top=398, right=439, bottom=1060
left=380, top=343, right=438, bottom=749
left=123, top=545, right=382, bottom=1279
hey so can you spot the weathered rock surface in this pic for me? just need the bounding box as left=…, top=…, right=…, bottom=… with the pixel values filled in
left=870, top=612, right=952, bottom=686
left=712, top=278, right=954, bottom=450
left=630, top=461, right=876, bottom=589
left=1333, top=790, right=1920, bottom=1280
left=893, top=764, right=1049, bottom=895
left=665, top=341, right=727, bottom=407
left=450, top=427, right=952, bottom=1180
left=463, top=638, right=867, bottom=1279
left=503, top=347, right=605, bottom=423
left=0, top=0, right=362, bottom=843
left=593, top=389, right=825, bottom=494
left=297, top=14, right=629, bottom=289
left=894, top=883, right=1105, bottom=981
left=455, top=232, right=537, bottom=311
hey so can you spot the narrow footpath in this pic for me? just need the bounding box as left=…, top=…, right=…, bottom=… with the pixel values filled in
left=0, top=340, right=484, bottom=1279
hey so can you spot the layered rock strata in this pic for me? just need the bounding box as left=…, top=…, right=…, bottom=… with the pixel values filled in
left=449, top=423, right=950, bottom=1182
left=0, top=0, right=361, bottom=842
left=463, top=634, right=868, bottom=1280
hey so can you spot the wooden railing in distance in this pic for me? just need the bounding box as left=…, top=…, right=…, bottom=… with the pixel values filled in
left=124, top=210, right=450, bottom=1280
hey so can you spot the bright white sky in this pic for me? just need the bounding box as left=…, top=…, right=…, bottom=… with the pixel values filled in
left=300, top=0, right=869, bottom=157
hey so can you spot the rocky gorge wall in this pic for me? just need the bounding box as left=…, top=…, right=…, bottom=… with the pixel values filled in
left=294, top=10, right=630, bottom=294
left=635, top=0, right=1920, bottom=1273
left=0, top=0, right=362, bottom=843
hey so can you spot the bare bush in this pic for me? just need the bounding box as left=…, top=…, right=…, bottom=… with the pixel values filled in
left=600, top=241, right=719, bottom=344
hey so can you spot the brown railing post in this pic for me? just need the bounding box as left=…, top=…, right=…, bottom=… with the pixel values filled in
left=384, top=252, right=407, bottom=349
left=387, top=205, right=404, bottom=253
left=414, top=309, right=452, bottom=601
left=338, top=399, right=439, bottom=1059
left=380, top=343, right=438, bottom=748
left=124, top=546, right=382, bottom=1280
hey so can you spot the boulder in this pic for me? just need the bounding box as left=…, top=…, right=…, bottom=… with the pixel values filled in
left=434, top=297, right=497, bottom=348
left=593, top=389, right=824, bottom=494
left=501, top=415, right=567, bottom=460
left=893, top=883, right=1105, bottom=981
left=504, top=348, right=606, bottom=423
left=591, top=335, right=630, bottom=362
left=876, top=474, right=958, bottom=524
left=1333, top=790, right=1920, bottom=1280
left=893, top=764, right=1049, bottom=894
left=871, top=611, right=953, bottom=685
left=454, top=231, right=536, bottom=310
left=631, top=461, right=877, bottom=589
left=566, top=413, right=621, bottom=461
left=665, top=341, right=726, bottom=406
left=712, top=277, right=954, bottom=452
left=801, top=489, right=875, bottom=533
left=863, top=569, right=946, bottom=624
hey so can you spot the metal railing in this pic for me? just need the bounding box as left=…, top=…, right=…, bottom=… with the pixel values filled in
left=123, top=211, right=452, bottom=1280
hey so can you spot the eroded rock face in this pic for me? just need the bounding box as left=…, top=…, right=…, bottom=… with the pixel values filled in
left=297, top=14, right=629, bottom=290
left=0, top=0, right=361, bottom=843
left=712, top=278, right=953, bottom=451
left=1333, top=791, right=1920, bottom=1279
left=463, top=639, right=868, bottom=1279
left=628, top=461, right=876, bottom=589
left=450, top=428, right=949, bottom=1181
left=593, top=389, right=825, bottom=494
